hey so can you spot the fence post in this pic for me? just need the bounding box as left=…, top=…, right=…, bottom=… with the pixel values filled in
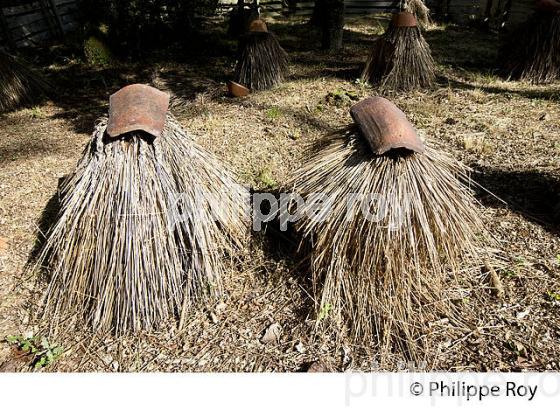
left=38, top=0, right=62, bottom=39
left=47, top=0, right=65, bottom=35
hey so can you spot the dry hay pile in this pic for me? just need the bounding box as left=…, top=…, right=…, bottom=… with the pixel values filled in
left=502, top=12, right=560, bottom=84
left=404, top=0, right=431, bottom=28
left=36, top=113, right=249, bottom=334
left=361, top=13, right=435, bottom=91
left=234, top=28, right=288, bottom=91
left=287, top=98, right=488, bottom=360
left=0, top=50, right=51, bottom=112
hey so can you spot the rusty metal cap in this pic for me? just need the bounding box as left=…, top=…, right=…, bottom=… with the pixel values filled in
left=107, top=84, right=170, bottom=139
left=249, top=19, right=268, bottom=32
left=350, top=97, right=425, bottom=155
left=392, top=11, right=418, bottom=27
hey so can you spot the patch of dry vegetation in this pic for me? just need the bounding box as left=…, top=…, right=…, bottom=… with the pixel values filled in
left=0, top=16, right=558, bottom=372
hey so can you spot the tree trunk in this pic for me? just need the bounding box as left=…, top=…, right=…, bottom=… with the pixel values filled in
left=228, top=0, right=246, bottom=36
left=321, top=0, right=345, bottom=51
left=175, top=0, right=195, bottom=39
left=308, top=0, right=323, bottom=26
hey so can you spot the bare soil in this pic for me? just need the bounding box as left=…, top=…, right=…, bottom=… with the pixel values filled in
left=0, top=16, right=559, bottom=372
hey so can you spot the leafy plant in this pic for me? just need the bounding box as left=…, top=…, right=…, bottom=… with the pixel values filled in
left=30, top=106, right=46, bottom=119
left=6, top=334, right=63, bottom=369
left=502, top=269, right=517, bottom=279
left=514, top=256, right=526, bottom=266
left=505, top=339, right=527, bottom=357
left=265, top=107, right=282, bottom=120
left=502, top=256, right=526, bottom=278
left=84, top=36, right=113, bottom=67
left=354, top=78, right=368, bottom=87
left=318, top=303, right=333, bottom=321
left=257, top=169, right=277, bottom=189
left=545, top=291, right=560, bottom=302
left=325, top=89, right=359, bottom=107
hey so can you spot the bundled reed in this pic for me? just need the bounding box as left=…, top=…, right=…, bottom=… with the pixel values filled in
left=404, top=0, right=431, bottom=28
left=0, top=50, right=51, bottom=113
left=37, top=87, right=249, bottom=334
left=287, top=97, right=486, bottom=360
left=361, top=11, right=435, bottom=91
left=502, top=12, right=560, bottom=84
left=234, top=20, right=288, bottom=90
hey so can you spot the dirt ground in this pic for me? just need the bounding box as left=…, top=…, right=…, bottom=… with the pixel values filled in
left=0, top=15, right=559, bottom=372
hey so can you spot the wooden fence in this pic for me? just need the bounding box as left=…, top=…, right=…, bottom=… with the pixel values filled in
left=1, top=0, right=537, bottom=49
left=220, top=0, right=536, bottom=26
left=439, top=0, right=535, bottom=26
left=0, top=0, right=79, bottom=48
left=218, top=0, right=401, bottom=17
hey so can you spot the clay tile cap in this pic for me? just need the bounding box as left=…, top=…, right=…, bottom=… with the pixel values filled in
left=350, top=97, right=425, bottom=155
left=227, top=80, right=250, bottom=97
left=392, top=11, right=418, bottom=27
left=249, top=19, right=268, bottom=32
left=107, top=84, right=170, bottom=139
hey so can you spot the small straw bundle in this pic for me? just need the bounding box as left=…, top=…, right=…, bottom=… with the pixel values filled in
left=502, top=10, right=560, bottom=84
left=361, top=10, right=435, bottom=91
left=36, top=85, right=249, bottom=334
left=234, top=19, right=288, bottom=90
left=0, top=50, right=51, bottom=113
left=404, top=0, right=431, bottom=28
left=287, top=97, right=486, bottom=360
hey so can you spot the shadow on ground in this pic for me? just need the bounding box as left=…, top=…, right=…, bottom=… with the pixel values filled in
left=251, top=188, right=315, bottom=326
left=474, top=167, right=560, bottom=234
left=27, top=176, right=66, bottom=272
left=443, top=76, right=560, bottom=102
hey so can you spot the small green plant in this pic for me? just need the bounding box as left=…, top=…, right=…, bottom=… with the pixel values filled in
left=98, top=23, right=109, bottom=35
left=505, top=340, right=527, bottom=357
left=545, top=290, right=560, bottom=302
left=502, top=269, right=517, bottom=279
left=30, top=106, right=46, bottom=119
left=6, top=334, right=63, bottom=369
left=84, top=36, right=113, bottom=67
left=514, top=256, right=526, bottom=266
left=354, top=78, right=368, bottom=87
left=500, top=256, right=526, bottom=279
left=325, top=89, right=359, bottom=107
left=265, top=106, right=282, bottom=120
left=257, top=169, right=277, bottom=189
left=318, top=303, right=333, bottom=321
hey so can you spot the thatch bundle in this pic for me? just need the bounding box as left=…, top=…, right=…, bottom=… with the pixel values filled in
left=362, top=11, right=435, bottom=91
left=287, top=97, right=485, bottom=359
left=36, top=85, right=249, bottom=334
left=404, top=0, right=431, bottom=28
left=234, top=19, right=288, bottom=91
left=0, top=50, right=51, bottom=113
left=502, top=11, right=560, bottom=83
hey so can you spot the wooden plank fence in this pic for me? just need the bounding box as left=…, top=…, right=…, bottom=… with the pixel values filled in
left=218, top=0, right=401, bottom=17
left=1, top=0, right=538, bottom=49
left=440, top=0, right=536, bottom=26
left=219, top=0, right=537, bottom=26
left=0, top=0, right=79, bottom=49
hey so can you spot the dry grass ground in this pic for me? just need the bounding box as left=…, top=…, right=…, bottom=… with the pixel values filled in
left=0, top=15, right=559, bottom=372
